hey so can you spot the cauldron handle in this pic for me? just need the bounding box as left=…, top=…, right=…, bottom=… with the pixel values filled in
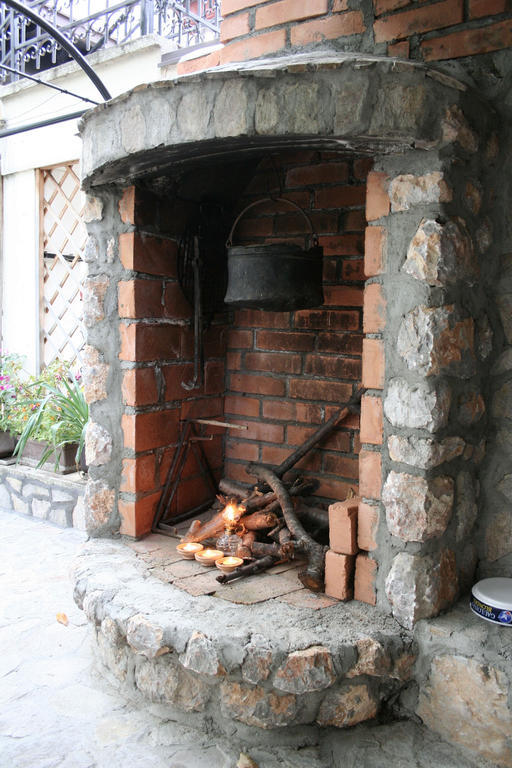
left=226, top=196, right=319, bottom=248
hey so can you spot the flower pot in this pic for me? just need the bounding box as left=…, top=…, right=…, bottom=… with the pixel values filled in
left=18, top=439, right=84, bottom=474
left=0, top=429, right=17, bottom=458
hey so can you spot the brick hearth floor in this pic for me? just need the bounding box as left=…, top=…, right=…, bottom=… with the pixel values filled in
left=0, top=509, right=496, bottom=768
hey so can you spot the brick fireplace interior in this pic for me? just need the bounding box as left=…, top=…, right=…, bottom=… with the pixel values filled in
left=117, top=149, right=376, bottom=564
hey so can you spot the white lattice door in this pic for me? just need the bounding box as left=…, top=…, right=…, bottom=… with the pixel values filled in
left=40, top=162, right=87, bottom=369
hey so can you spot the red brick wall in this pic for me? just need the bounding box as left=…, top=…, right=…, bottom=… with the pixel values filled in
left=223, top=151, right=368, bottom=504
left=178, top=0, right=512, bottom=74
left=117, top=187, right=226, bottom=537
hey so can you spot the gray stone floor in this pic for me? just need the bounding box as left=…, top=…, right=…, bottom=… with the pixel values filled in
left=0, top=510, right=498, bottom=768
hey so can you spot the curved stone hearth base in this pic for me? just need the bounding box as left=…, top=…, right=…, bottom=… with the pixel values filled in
left=72, top=535, right=414, bottom=742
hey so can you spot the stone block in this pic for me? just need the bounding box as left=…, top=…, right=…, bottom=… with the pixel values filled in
left=48, top=507, right=70, bottom=527
left=457, top=390, right=485, bottom=426
left=274, top=646, right=336, bottom=694
left=390, top=172, right=452, bottom=212
left=370, top=84, right=425, bottom=136
left=324, top=550, right=354, bottom=601
left=85, top=422, right=112, bottom=467
left=242, top=637, right=273, bottom=684
left=126, top=614, right=169, bottom=659
left=282, top=82, right=321, bottom=134
left=180, top=631, right=225, bottom=677
left=385, top=550, right=457, bottom=628
left=492, top=379, right=512, bottom=420
left=354, top=554, right=377, bottom=606
left=403, top=217, right=477, bottom=286
left=476, top=217, right=493, bottom=254
left=455, top=471, right=478, bottom=544
left=96, top=631, right=128, bottom=682
left=83, top=235, right=99, bottom=264
left=464, top=180, right=482, bottom=215
left=347, top=638, right=391, bottom=678
left=441, top=105, right=478, bottom=153
left=220, top=681, right=297, bottom=729
left=316, top=683, right=378, bottom=727
left=328, top=498, right=358, bottom=554
left=52, top=489, right=74, bottom=502
left=0, top=484, right=11, bottom=510
left=83, top=361, right=109, bottom=404
left=12, top=495, right=29, bottom=515
left=100, top=617, right=123, bottom=647
left=214, top=80, right=248, bottom=138
left=32, top=498, right=50, bottom=519
left=84, top=479, right=115, bottom=533
left=397, top=305, right=476, bottom=378
left=388, top=434, right=464, bottom=469
left=82, top=275, right=109, bottom=327
left=357, top=502, right=379, bottom=551
left=334, top=75, right=369, bottom=135
left=485, top=509, right=512, bottom=562
left=135, top=656, right=211, bottom=712
left=22, top=483, right=49, bottom=498
left=83, top=195, right=103, bottom=223
left=178, top=88, right=211, bottom=142
left=121, top=105, right=146, bottom=154
left=382, top=471, right=454, bottom=542
left=417, top=656, right=512, bottom=766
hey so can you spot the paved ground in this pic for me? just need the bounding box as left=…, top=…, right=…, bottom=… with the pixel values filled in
left=0, top=510, right=498, bottom=768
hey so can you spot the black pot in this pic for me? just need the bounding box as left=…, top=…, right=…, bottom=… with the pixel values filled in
left=224, top=243, right=324, bottom=311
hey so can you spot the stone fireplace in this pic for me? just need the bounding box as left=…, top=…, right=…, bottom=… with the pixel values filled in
left=75, top=53, right=512, bottom=759
left=81, top=53, right=495, bottom=626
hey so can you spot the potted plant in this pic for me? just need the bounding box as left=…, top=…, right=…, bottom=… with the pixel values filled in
left=14, top=365, right=89, bottom=473
left=0, top=351, right=24, bottom=458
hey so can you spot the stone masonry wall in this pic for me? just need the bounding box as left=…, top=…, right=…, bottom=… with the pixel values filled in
left=0, top=464, right=86, bottom=528
left=368, top=116, right=496, bottom=624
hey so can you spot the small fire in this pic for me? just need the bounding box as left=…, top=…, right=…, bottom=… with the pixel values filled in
left=223, top=503, right=239, bottom=524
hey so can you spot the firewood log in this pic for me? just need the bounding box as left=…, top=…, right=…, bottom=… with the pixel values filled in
left=251, top=540, right=296, bottom=560
left=295, top=502, right=329, bottom=528
left=236, top=531, right=256, bottom=560
left=242, top=510, right=279, bottom=530
left=248, top=464, right=326, bottom=592
left=216, top=555, right=278, bottom=584
left=182, top=510, right=225, bottom=543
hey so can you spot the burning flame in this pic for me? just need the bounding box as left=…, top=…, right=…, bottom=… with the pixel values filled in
left=223, top=503, right=239, bottom=524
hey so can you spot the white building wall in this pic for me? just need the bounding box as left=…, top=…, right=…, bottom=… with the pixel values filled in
left=1, top=170, right=40, bottom=374
left=0, top=36, right=179, bottom=372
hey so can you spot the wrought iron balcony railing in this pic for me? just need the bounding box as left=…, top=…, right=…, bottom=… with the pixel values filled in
left=0, top=0, right=221, bottom=85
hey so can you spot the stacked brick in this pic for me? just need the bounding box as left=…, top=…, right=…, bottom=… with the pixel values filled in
left=223, top=151, right=367, bottom=503
left=178, top=0, right=512, bottom=75
left=325, top=497, right=378, bottom=605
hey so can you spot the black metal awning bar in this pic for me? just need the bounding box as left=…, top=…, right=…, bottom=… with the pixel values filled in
left=0, top=61, right=99, bottom=103
left=1, top=0, right=112, bottom=100
left=0, top=108, right=85, bottom=137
